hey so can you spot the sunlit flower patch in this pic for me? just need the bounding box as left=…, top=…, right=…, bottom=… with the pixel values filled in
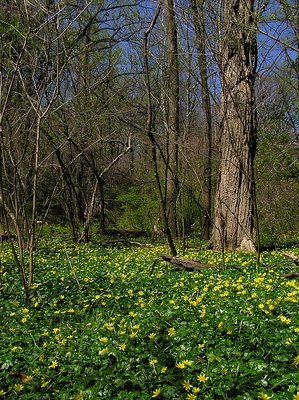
left=0, top=240, right=299, bottom=398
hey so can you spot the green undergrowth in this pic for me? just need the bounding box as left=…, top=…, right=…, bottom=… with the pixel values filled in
left=0, top=240, right=299, bottom=399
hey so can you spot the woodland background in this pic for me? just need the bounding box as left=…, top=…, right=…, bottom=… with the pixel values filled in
left=0, top=0, right=298, bottom=250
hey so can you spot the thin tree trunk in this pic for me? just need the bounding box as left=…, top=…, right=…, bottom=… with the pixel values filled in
left=164, top=0, right=180, bottom=236
left=190, top=0, right=213, bottom=240
left=144, top=1, right=177, bottom=256
left=213, top=0, right=257, bottom=251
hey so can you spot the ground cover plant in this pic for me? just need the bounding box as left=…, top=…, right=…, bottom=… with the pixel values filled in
left=0, top=240, right=299, bottom=399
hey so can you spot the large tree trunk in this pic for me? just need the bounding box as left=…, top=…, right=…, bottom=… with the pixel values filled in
left=213, top=0, right=257, bottom=250
left=164, top=0, right=180, bottom=236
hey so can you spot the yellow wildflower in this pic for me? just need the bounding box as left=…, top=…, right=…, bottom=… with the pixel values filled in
left=74, top=394, right=84, bottom=400
left=167, top=327, right=176, bottom=336
left=186, top=394, right=197, bottom=400
left=278, top=315, right=291, bottom=324
left=14, top=384, right=24, bottom=391
left=258, top=393, right=272, bottom=400
left=21, top=374, right=33, bottom=383
left=192, top=387, right=201, bottom=394
left=148, top=333, right=157, bottom=340
left=183, top=380, right=192, bottom=391
left=152, top=388, right=161, bottom=397
left=182, top=359, right=193, bottom=366
left=149, top=359, right=158, bottom=366
left=197, top=373, right=209, bottom=383
left=293, top=392, right=299, bottom=400
left=49, top=359, right=59, bottom=369
left=99, top=347, right=109, bottom=356
left=176, top=362, right=186, bottom=369
left=292, top=355, right=299, bottom=366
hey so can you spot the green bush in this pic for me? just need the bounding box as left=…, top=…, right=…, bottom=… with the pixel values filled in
left=116, top=187, right=159, bottom=233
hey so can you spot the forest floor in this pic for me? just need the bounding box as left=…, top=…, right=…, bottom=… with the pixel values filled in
left=0, top=238, right=299, bottom=399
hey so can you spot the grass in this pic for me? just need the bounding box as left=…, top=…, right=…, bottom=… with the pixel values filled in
left=0, top=239, right=299, bottom=399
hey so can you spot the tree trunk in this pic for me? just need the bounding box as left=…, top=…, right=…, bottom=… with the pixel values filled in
left=144, top=1, right=177, bottom=256
left=164, top=0, right=180, bottom=236
left=190, top=0, right=213, bottom=240
left=213, top=0, right=257, bottom=250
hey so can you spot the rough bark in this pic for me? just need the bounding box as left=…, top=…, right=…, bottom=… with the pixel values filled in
left=164, top=0, right=180, bottom=236
left=213, top=0, right=257, bottom=251
left=161, top=254, right=212, bottom=270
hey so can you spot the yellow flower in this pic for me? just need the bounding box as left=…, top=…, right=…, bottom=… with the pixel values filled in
left=118, top=343, right=126, bottom=351
left=11, top=346, right=19, bottom=352
left=167, top=327, right=176, bottom=337
left=14, top=384, right=24, bottom=391
left=99, top=347, right=109, bottom=356
left=152, top=388, right=161, bottom=397
left=183, top=380, right=192, bottom=391
left=103, top=322, right=114, bottom=331
left=21, top=374, right=33, bottom=383
left=293, top=392, right=299, bottom=400
left=99, top=337, right=109, bottom=343
left=41, top=380, right=50, bottom=388
left=182, top=359, right=193, bottom=366
left=130, top=331, right=138, bottom=338
left=160, top=367, right=167, bottom=373
left=192, top=387, right=201, bottom=394
left=292, top=355, right=299, bottom=366
left=278, top=315, right=291, bottom=324
left=74, top=394, right=84, bottom=400
left=49, top=360, right=59, bottom=369
left=148, top=333, right=157, bottom=340
left=176, top=362, right=186, bottom=369
left=197, top=373, right=209, bottom=383
left=149, top=359, right=158, bottom=366
left=186, top=394, right=197, bottom=400
left=258, top=393, right=272, bottom=400
left=22, top=308, right=29, bottom=314
left=0, top=389, right=7, bottom=396
left=129, top=311, right=137, bottom=317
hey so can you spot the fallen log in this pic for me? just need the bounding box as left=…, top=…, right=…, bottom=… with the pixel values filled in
left=281, top=272, right=299, bottom=279
left=161, top=254, right=212, bottom=270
